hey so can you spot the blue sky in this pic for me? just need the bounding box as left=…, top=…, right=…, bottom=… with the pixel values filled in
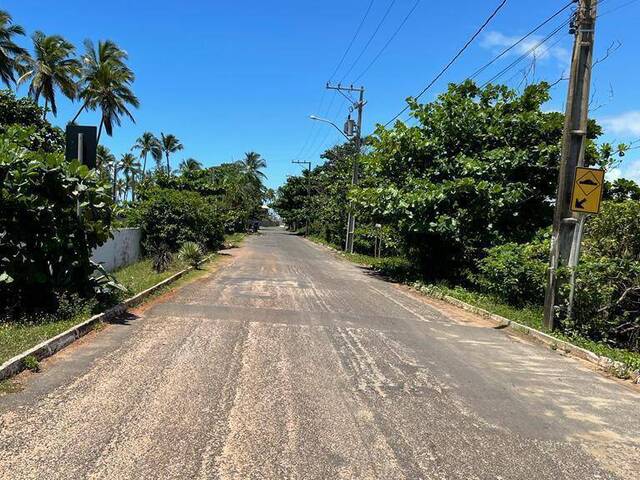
left=5, top=0, right=640, bottom=187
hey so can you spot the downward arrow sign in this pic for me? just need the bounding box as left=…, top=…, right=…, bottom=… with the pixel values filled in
left=575, top=198, right=587, bottom=209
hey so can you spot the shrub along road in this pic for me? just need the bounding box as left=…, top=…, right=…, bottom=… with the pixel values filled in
left=0, top=228, right=638, bottom=479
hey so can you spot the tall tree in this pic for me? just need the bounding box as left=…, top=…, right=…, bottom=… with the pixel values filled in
left=115, top=177, right=127, bottom=202
left=96, top=144, right=116, bottom=184
left=179, top=158, right=202, bottom=172
left=72, top=40, right=139, bottom=142
left=238, top=151, right=267, bottom=182
left=120, top=152, right=141, bottom=202
left=17, top=32, right=80, bottom=119
left=160, top=133, right=183, bottom=174
left=0, top=10, right=27, bottom=88
left=132, top=131, right=162, bottom=177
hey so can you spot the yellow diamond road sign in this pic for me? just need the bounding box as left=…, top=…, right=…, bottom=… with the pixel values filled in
left=571, top=167, right=604, bottom=214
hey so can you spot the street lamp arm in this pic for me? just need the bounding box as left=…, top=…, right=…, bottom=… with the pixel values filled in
left=309, top=115, right=351, bottom=141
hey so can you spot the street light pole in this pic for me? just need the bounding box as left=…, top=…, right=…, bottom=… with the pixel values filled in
left=311, top=83, right=365, bottom=253
left=292, top=160, right=312, bottom=236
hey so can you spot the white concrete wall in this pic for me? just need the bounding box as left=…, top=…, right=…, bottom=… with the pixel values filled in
left=91, top=228, right=142, bottom=272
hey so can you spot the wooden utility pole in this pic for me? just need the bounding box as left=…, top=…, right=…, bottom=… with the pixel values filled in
left=543, top=0, right=598, bottom=330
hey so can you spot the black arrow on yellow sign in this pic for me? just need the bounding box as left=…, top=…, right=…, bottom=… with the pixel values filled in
left=575, top=198, right=587, bottom=209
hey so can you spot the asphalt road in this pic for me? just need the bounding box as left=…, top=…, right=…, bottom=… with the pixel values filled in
left=1, top=228, right=638, bottom=479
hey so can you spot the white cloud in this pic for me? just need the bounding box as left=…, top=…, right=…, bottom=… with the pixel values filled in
left=481, top=31, right=571, bottom=66
left=600, top=111, right=640, bottom=137
left=606, top=168, right=623, bottom=182
left=618, top=158, right=640, bottom=183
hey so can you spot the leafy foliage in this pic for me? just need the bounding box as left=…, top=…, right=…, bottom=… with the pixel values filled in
left=478, top=201, right=640, bottom=351
left=0, top=89, right=64, bottom=152
left=128, top=187, right=223, bottom=253
left=0, top=126, right=113, bottom=312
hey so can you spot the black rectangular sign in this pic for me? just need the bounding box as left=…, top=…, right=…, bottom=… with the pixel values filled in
left=65, top=125, right=97, bottom=169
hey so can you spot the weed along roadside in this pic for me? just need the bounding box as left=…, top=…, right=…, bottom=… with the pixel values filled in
left=306, top=236, right=640, bottom=384
left=0, top=234, right=245, bottom=383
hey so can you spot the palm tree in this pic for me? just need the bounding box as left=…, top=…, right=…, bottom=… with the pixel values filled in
left=72, top=40, right=139, bottom=142
left=132, top=132, right=162, bottom=177
left=160, top=133, right=183, bottom=174
left=120, top=153, right=140, bottom=202
left=238, top=151, right=267, bottom=182
left=96, top=144, right=115, bottom=183
left=179, top=158, right=202, bottom=172
left=115, top=178, right=127, bottom=202
left=0, top=10, right=27, bottom=88
left=17, top=32, right=80, bottom=119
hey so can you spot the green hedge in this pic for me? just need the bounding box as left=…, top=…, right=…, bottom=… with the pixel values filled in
left=128, top=187, right=224, bottom=252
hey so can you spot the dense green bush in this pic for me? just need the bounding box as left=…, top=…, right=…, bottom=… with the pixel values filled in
left=476, top=201, right=640, bottom=352
left=0, top=90, right=64, bottom=153
left=0, top=127, right=113, bottom=312
left=129, top=187, right=223, bottom=252
left=476, top=231, right=550, bottom=306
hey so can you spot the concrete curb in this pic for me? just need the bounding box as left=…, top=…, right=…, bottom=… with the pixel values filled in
left=304, top=236, right=640, bottom=384
left=0, top=255, right=214, bottom=382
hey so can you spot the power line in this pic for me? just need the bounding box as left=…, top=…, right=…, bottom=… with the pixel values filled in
left=480, top=20, right=569, bottom=88
left=384, top=0, right=508, bottom=127
left=354, top=0, right=422, bottom=83
left=328, top=0, right=375, bottom=82
left=339, top=0, right=398, bottom=84
left=469, top=1, right=575, bottom=80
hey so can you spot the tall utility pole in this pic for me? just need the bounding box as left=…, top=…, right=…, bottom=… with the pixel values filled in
left=543, top=0, right=598, bottom=330
left=326, top=83, right=365, bottom=254
left=292, top=160, right=312, bottom=236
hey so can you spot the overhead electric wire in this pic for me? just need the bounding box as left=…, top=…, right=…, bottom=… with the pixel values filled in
left=384, top=0, right=508, bottom=127
left=469, top=1, right=574, bottom=80
left=480, top=20, right=569, bottom=88
left=339, top=0, right=398, bottom=84
left=327, top=0, right=375, bottom=82
left=353, top=0, right=422, bottom=83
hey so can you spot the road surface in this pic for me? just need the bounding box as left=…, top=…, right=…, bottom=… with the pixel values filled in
left=1, top=228, right=638, bottom=479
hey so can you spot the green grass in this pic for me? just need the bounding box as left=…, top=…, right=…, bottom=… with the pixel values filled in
left=224, top=232, right=246, bottom=248
left=113, top=258, right=189, bottom=294
left=306, top=236, right=640, bottom=376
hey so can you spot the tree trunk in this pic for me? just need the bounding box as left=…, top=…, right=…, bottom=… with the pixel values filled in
left=142, top=153, right=147, bottom=177
left=70, top=101, right=88, bottom=124
left=43, top=98, right=48, bottom=120
left=166, top=152, right=170, bottom=175
left=97, top=119, right=104, bottom=144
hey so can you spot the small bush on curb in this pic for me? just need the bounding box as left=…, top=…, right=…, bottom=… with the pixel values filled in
left=152, top=245, right=173, bottom=273
left=23, top=355, right=39, bottom=372
left=178, top=242, right=204, bottom=268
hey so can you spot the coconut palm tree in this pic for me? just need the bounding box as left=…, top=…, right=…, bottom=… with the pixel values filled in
left=72, top=40, right=139, bottom=142
left=120, top=153, right=140, bottom=202
left=238, top=151, right=267, bottom=182
left=115, top=177, right=127, bottom=202
left=0, top=10, right=27, bottom=88
left=179, top=158, right=202, bottom=173
left=132, top=132, right=162, bottom=177
left=96, top=144, right=115, bottom=183
left=17, top=32, right=80, bottom=119
left=160, top=133, right=183, bottom=174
